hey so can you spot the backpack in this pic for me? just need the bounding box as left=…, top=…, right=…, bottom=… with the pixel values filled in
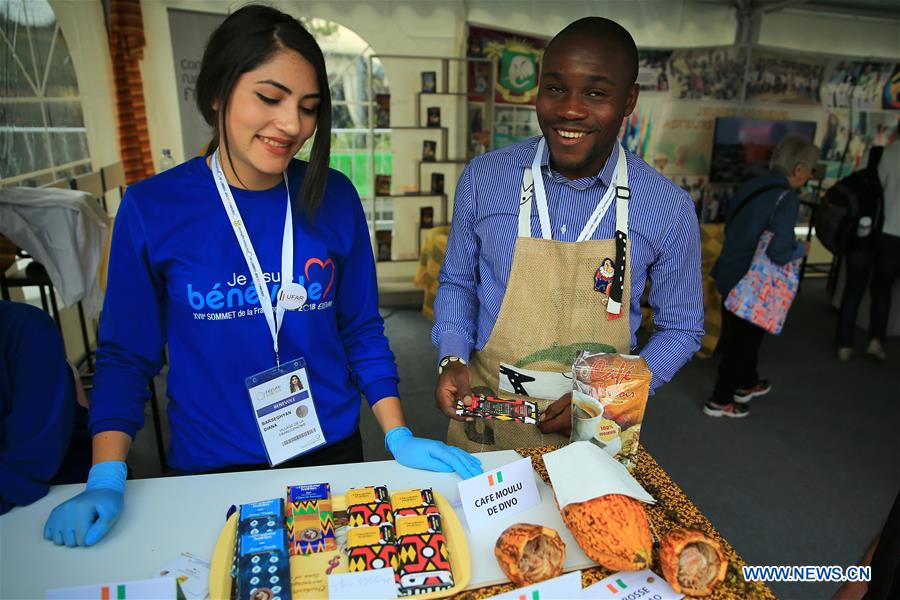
left=814, top=168, right=883, bottom=254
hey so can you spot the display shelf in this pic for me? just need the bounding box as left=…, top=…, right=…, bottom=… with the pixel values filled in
left=388, top=126, right=448, bottom=131
left=376, top=193, right=447, bottom=199
left=367, top=54, right=476, bottom=270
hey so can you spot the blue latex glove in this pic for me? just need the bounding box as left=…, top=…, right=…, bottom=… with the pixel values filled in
left=43, top=461, right=126, bottom=547
left=385, top=426, right=482, bottom=479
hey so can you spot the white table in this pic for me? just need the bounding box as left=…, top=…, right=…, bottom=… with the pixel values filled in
left=0, top=451, right=593, bottom=598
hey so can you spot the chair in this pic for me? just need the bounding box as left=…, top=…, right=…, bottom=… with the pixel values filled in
left=101, top=162, right=126, bottom=201
left=0, top=177, right=75, bottom=327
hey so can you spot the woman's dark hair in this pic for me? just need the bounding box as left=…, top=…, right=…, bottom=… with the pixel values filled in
left=196, top=4, right=331, bottom=219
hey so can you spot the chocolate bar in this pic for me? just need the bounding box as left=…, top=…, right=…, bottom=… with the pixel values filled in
left=391, top=488, right=440, bottom=519
left=345, top=485, right=401, bottom=587
left=347, top=485, right=394, bottom=528
left=347, top=542, right=400, bottom=576
left=454, top=393, right=538, bottom=425
left=396, top=530, right=453, bottom=595
left=286, top=483, right=336, bottom=555
left=395, top=513, right=442, bottom=536
left=347, top=522, right=396, bottom=547
left=238, top=498, right=283, bottom=536
left=232, top=498, right=285, bottom=593
left=236, top=529, right=292, bottom=600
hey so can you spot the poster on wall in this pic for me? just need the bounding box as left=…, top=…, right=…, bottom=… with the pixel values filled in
left=466, top=24, right=549, bottom=105
left=167, top=9, right=225, bottom=160
left=819, top=110, right=900, bottom=182
left=652, top=102, right=716, bottom=178
left=821, top=60, right=897, bottom=110
left=745, top=49, right=827, bottom=105
left=668, top=47, right=748, bottom=101
left=636, top=50, right=673, bottom=93
left=883, top=64, right=900, bottom=110
left=618, top=95, right=664, bottom=161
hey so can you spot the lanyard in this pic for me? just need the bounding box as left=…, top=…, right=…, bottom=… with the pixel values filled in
left=529, top=136, right=627, bottom=242
left=211, top=149, right=293, bottom=366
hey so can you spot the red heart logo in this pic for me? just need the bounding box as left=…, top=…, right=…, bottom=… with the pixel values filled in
left=304, top=257, right=335, bottom=298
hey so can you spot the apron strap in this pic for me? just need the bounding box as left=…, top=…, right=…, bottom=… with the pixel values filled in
left=518, top=166, right=534, bottom=238
left=607, top=185, right=630, bottom=317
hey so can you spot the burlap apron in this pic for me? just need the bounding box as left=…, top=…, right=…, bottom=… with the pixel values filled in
left=447, top=138, right=633, bottom=452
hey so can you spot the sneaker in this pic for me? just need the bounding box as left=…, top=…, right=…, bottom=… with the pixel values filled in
left=837, top=347, right=853, bottom=361
left=703, top=401, right=749, bottom=418
left=733, top=380, right=772, bottom=403
left=866, top=339, right=887, bottom=361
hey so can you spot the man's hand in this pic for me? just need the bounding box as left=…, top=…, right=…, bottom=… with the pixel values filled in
left=435, top=361, right=473, bottom=422
left=538, top=393, right=572, bottom=436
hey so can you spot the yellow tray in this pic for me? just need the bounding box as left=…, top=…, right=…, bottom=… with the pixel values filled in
left=210, top=490, right=471, bottom=599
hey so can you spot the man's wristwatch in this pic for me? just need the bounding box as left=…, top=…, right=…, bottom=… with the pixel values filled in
left=438, top=355, right=467, bottom=375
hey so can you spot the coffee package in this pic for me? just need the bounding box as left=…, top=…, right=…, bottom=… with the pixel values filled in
left=570, top=352, right=651, bottom=471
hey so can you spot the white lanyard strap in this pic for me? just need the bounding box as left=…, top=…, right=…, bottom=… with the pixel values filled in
left=211, top=149, right=292, bottom=364
left=525, top=137, right=629, bottom=242
left=530, top=137, right=552, bottom=240
left=518, top=168, right=535, bottom=238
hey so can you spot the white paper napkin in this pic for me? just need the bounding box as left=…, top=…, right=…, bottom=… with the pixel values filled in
left=543, top=441, right=656, bottom=507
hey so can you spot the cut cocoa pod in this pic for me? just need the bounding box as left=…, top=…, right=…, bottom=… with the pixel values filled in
left=494, top=523, right=566, bottom=586
left=659, top=528, right=728, bottom=596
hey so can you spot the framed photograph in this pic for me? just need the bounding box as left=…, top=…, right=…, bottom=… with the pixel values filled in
left=421, top=71, right=436, bottom=93
left=426, top=106, right=441, bottom=128
left=376, top=231, right=392, bottom=262
left=374, top=94, right=390, bottom=128
left=422, top=140, right=437, bottom=162
left=375, top=174, right=392, bottom=196
left=420, top=206, right=434, bottom=230
left=430, top=173, right=444, bottom=195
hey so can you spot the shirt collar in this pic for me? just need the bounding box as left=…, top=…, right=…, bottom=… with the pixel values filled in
left=524, top=137, right=620, bottom=190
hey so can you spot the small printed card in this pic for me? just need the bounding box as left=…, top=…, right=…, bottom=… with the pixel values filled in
left=153, top=552, right=210, bottom=599
left=489, top=571, right=583, bottom=600
left=582, top=569, right=683, bottom=599
left=328, top=567, right=398, bottom=600
left=47, top=578, right=181, bottom=600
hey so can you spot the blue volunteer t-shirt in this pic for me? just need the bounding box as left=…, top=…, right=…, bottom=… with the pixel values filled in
left=90, top=157, right=399, bottom=473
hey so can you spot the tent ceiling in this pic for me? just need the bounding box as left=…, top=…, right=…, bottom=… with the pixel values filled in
left=697, top=0, right=900, bottom=20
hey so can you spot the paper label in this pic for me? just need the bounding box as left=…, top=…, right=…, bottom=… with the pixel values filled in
left=457, top=457, right=540, bottom=531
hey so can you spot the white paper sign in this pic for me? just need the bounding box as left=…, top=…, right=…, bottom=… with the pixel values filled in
left=543, top=441, right=655, bottom=508
left=457, top=457, right=541, bottom=533
left=47, top=578, right=180, bottom=600
left=582, top=569, right=683, bottom=599
left=327, top=568, right=398, bottom=600
left=153, top=552, right=210, bottom=599
left=488, top=570, right=583, bottom=600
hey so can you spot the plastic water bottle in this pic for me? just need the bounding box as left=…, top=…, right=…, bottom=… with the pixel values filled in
left=159, top=149, right=175, bottom=171
left=857, top=216, right=872, bottom=237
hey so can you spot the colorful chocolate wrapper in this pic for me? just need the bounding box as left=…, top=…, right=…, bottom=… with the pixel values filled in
left=286, top=483, right=336, bottom=555
left=397, top=532, right=453, bottom=595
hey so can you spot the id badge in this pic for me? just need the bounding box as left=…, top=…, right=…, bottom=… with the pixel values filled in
left=245, top=357, right=327, bottom=466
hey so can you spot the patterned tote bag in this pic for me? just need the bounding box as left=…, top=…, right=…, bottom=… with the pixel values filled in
left=724, top=193, right=801, bottom=335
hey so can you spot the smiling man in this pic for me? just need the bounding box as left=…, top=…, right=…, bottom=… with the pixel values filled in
left=432, top=17, right=704, bottom=452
